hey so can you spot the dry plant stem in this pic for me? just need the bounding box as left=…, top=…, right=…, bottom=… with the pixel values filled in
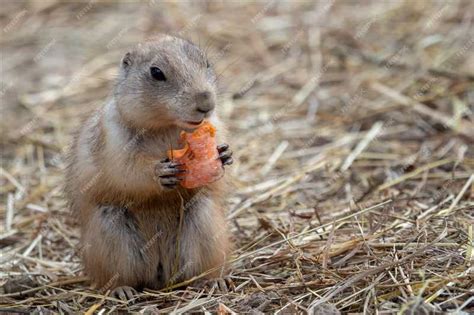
left=370, top=82, right=474, bottom=138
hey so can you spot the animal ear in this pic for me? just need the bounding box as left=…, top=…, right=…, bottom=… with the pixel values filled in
left=122, top=52, right=132, bottom=69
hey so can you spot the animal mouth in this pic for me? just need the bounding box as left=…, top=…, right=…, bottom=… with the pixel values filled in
left=184, top=119, right=204, bottom=126
left=177, top=119, right=205, bottom=130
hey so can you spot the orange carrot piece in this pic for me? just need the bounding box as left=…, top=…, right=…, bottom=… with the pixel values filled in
left=167, top=121, right=224, bottom=189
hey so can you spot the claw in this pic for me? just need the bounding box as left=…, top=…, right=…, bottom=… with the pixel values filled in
left=217, top=278, right=229, bottom=293
left=158, top=167, right=186, bottom=177
left=222, top=157, right=233, bottom=165
left=160, top=176, right=182, bottom=185
left=111, top=286, right=137, bottom=302
left=217, top=143, right=229, bottom=152
left=194, top=277, right=234, bottom=293
left=155, top=159, right=186, bottom=190
left=218, top=150, right=232, bottom=160
left=216, top=143, right=233, bottom=167
left=169, top=162, right=185, bottom=168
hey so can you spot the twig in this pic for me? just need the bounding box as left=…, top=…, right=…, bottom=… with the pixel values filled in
left=340, top=121, right=384, bottom=171
left=370, top=82, right=474, bottom=138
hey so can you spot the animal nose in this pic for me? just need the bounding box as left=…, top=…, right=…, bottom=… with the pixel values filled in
left=195, top=91, right=215, bottom=114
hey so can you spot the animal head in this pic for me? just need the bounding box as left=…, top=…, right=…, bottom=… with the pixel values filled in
left=114, top=36, right=218, bottom=130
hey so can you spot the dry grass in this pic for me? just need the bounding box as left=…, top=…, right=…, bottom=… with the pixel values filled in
left=1, top=1, right=473, bottom=313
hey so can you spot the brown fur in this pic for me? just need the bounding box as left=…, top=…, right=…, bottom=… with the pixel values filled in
left=65, top=36, right=231, bottom=290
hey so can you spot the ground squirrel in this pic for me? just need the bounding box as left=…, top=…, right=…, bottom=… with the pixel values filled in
left=65, top=35, right=233, bottom=299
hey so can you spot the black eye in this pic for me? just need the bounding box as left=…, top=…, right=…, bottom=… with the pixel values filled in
left=206, top=60, right=211, bottom=68
left=150, top=67, right=166, bottom=81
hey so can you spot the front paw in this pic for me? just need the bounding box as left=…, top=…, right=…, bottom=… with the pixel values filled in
left=155, top=158, right=186, bottom=190
left=217, top=143, right=233, bottom=166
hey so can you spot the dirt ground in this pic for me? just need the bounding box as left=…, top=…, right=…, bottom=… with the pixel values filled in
left=1, top=0, right=473, bottom=313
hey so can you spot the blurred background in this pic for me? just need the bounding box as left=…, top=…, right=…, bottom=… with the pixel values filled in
left=1, top=1, right=473, bottom=313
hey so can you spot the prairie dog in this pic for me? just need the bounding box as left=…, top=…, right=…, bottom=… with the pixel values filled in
left=65, top=35, right=233, bottom=294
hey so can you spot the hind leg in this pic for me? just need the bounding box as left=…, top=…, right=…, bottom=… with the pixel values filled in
left=177, top=196, right=230, bottom=284
left=81, top=205, right=157, bottom=291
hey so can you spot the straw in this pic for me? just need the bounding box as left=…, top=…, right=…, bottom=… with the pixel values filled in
left=1, top=1, right=473, bottom=313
